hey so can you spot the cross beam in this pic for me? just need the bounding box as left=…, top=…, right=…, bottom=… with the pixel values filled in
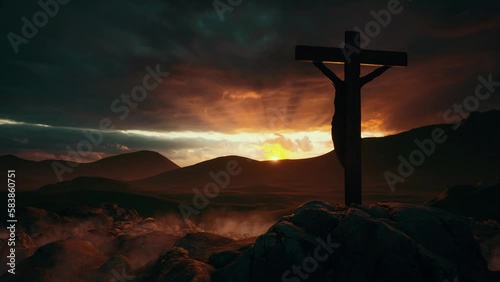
left=295, top=46, right=408, bottom=67
left=295, top=31, right=407, bottom=206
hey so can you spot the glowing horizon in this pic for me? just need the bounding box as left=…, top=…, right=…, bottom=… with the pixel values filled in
left=0, top=118, right=393, bottom=166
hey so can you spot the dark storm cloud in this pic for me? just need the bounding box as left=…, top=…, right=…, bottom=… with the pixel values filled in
left=0, top=122, right=232, bottom=163
left=0, top=0, right=499, bottom=160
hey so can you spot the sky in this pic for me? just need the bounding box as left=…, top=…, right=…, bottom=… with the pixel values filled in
left=0, top=0, right=499, bottom=166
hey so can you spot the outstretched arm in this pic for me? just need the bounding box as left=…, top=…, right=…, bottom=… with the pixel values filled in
left=313, top=61, right=343, bottom=86
left=361, top=66, right=390, bottom=86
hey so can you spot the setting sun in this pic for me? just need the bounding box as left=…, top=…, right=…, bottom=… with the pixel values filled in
left=262, top=143, right=289, bottom=161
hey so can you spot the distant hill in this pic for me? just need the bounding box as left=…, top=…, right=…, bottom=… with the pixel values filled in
left=0, top=150, right=179, bottom=191
left=70, top=150, right=179, bottom=181
left=6, top=111, right=500, bottom=205
left=131, top=110, right=500, bottom=204
left=132, top=153, right=342, bottom=192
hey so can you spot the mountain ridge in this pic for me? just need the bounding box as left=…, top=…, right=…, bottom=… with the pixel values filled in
left=0, top=150, right=180, bottom=190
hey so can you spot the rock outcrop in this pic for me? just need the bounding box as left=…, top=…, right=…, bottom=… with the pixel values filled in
left=2, top=201, right=496, bottom=281
left=210, top=201, right=495, bottom=282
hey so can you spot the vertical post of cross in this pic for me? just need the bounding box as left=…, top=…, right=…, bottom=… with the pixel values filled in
left=295, top=31, right=407, bottom=206
left=344, top=31, right=362, bottom=205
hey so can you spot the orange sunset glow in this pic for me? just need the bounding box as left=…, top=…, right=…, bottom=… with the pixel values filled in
left=0, top=0, right=498, bottom=170
left=262, top=143, right=290, bottom=161
left=1, top=1, right=499, bottom=281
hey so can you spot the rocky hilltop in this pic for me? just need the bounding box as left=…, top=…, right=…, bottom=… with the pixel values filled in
left=1, top=202, right=498, bottom=282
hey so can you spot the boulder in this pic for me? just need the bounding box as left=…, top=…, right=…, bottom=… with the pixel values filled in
left=111, top=231, right=178, bottom=269
left=135, top=247, right=213, bottom=282
left=213, top=201, right=495, bottom=282
left=1, top=239, right=107, bottom=282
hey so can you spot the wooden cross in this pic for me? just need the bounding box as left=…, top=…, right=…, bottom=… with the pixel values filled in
left=295, top=31, right=407, bottom=205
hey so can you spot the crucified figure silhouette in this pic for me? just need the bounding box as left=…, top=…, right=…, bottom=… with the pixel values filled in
left=313, top=62, right=390, bottom=168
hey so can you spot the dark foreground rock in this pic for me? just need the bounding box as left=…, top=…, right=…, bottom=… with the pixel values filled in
left=1, top=239, right=107, bottom=282
left=208, top=201, right=496, bottom=282
left=134, top=247, right=213, bottom=282
left=1, top=202, right=497, bottom=281
left=111, top=231, right=178, bottom=269
left=426, top=184, right=500, bottom=221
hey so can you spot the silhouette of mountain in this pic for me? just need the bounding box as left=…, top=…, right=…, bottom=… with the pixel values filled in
left=0, top=150, right=179, bottom=191
left=6, top=111, right=500, bottom=206
left=73, top=150, right=179, bottom=181
left=131, top=110, right=500, bottom=204
left=132, top=153, right=341, bottom=192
